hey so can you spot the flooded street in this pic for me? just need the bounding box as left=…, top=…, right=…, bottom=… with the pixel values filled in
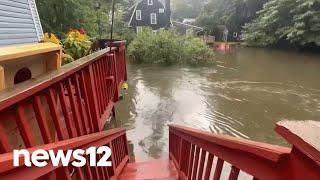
left=110, top=47, right=320, bottom=161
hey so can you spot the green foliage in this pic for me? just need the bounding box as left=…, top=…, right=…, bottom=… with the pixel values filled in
left=128, top=29, right=215, bottom=66
left=37, top=0, right=99, bottom=37
left=196, top=0, right=267, bottom=35
left=172, top=0, right=205, bottom=20
left=37, top=0, right=134, bottom=39
left=242, top=0, right=320, bottom=46
left=63, top=30, right=92, bottom=60
left=62, top=54, right=75, bottom=65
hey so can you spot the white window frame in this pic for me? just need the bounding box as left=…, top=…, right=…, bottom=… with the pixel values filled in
left=148, top=0, right=153, bottom=5
left=233, top=32, right=238, bottom=38
left=136, top=10, right=141, bottom=20
left=136, top=26, right=143, bottom=33
left=150, top=13, right=157, bottom=24
left=159, top=8, right=165, bottom=13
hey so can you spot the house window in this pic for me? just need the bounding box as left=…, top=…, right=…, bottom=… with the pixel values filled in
left=136, top=26, right=143, bottom=33
left=136, top=10, right=141, bottom=20
left=150, top=13, right=157, bottom=24
left=233, top=32, right=238, bottom=38
left=148, top=0, right=153, bottom=5
left=159, top=8, right=164, bottom=13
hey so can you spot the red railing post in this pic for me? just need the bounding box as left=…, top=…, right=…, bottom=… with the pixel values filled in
left=168, top=124, right=302, bottom=180
left=110, top=53, right=119, bottom=102
left=83, top=65, right=100, bottom=132
left=0, top=45, right=128, bottom=179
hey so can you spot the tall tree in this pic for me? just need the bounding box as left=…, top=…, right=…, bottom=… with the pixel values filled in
left=37, top=0, right=135, bottom=39
left=242, top=0, right=320, bottom=47
left=196, top=0, right=267, bottom=36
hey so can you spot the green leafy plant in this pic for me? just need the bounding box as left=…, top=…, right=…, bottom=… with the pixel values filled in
left=242, top=0, right=320, bottom=47
left=128, top=28, right=215, bottom=66
left=63, top=29, right=92, bottom=60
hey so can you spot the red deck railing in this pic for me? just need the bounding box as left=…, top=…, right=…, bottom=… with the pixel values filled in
left=0, top=42, right=127, bottom=156
left=169, top=122, right=320, bottom=180
left=0, top=128, right=129, bottom=180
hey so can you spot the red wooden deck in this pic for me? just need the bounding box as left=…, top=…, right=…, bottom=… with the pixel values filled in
left=119, top=159, right=178, bottom=180
left=0, top=40, right=319, bottom=179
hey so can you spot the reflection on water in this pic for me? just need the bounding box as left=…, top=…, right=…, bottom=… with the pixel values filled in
left=110, top=47, right=320, bottom=161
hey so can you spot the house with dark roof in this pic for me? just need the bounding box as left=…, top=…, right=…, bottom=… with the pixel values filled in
left=128, top=0, right=171, bottom=33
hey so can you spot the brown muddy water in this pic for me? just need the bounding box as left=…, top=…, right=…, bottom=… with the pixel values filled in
left=108, top=47, right=320, bottom=162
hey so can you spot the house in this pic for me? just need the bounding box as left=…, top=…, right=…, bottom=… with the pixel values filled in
left=0, top=0, right=44, bottom=47
left=128, top=0, right=171, bottom=33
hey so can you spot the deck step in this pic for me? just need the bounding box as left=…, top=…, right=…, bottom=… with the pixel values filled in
left=119, top=159, right=178, bottom=180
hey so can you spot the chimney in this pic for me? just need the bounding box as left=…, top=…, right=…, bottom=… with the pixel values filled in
left=165, top=0, right=171, bottom=26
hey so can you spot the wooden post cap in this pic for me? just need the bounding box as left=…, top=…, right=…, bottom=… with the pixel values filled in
left=0, top=43, right=62, bottom=62
left=275, top=120, right=320, bottom=165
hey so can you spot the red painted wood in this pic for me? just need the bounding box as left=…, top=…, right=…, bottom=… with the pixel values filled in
left=228, top=166, right=240, bottom=180
left=55, top=167, right=72, bottom=180
left=75, top=167, right=84, bottom=180
left=120, top=137, right=125, bottom=164
left=83, top=159, right=93, bottom=180
left=0, top=43, right=128, bottom=179
left=169, top=125, right=290, bottom=179
left=97, top=154, right=105, bottom=180
left=0, top=124, right=11, bottom=153
left=111, top=54, right=119, bottom=102
left=66, top=78, right=84, bottom=136
left=84, top=65, right=100, bottom=132
left=73, top=74, right=89, bottom=135
left=0, top=128, right=127, bottom=179
left=79, top=71, right=94, bottom=133
left=204, top=153, right=214, bottom=180
left=113, top=138, right=119, bottom=167
left=169, top=125, right=290, bottom=162
left=46, top=88, right=67, bottom=140
left=169, top=123, right=320, bottom=180
left=179, top=139, right=191, bottom=176
left=213, top=158, right=224, bottom=180
left=187, top=144, right=195, bottom=178
left=90, top=165, right=100, bottom=180
left=104, top=59, right=111, bottom=103
left=15, top=104, right=37, bottom=147
left=275, top=121, right=320, bottom=166
left=109, top=142, right=117, bottom=176
left=119, top=159, right=178, bottom=180
left=191, top=146, right=200, bottom=180
left=33, top=96, right=53, bottom=143
left=93, top=63, right=103, bottom=116
left=57, top=82, right=76, bottom=138
left=116, top=137, right=121, bottom=166
left=197, top=149, right=207, bottom=179
left=99, top=60, right=107, bottom=109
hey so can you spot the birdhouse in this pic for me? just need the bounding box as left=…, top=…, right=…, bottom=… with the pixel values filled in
left=0, top=43, right=62, bottom=90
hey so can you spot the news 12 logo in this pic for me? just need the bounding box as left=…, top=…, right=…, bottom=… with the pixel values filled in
left=13, top=146, right=112, bottom=167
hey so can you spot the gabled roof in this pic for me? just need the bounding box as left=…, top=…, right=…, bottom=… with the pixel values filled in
left=128, top=0, right=167, bottom=27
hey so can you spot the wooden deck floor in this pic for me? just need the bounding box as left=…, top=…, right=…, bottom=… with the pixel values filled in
left=119, top=159, right=178, bottom=180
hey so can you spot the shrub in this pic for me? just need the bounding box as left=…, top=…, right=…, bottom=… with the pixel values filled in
left=63, top=29, right=92, bottom=60
left=128, top=29, right=214, bottom=66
